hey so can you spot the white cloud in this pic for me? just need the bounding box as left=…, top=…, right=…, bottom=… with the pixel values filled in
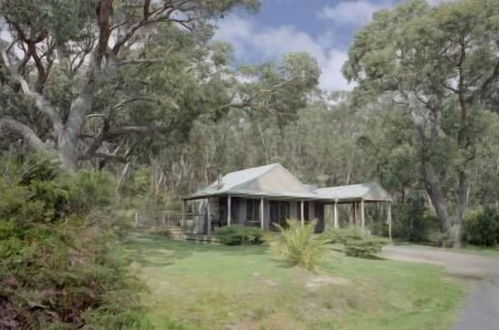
left=214, top=17, right=353, bottom=92
left=320, top=49, right=351, bottom=91
left=319, top=0, right=389, bottom=26
left=253, top=26, right=327, bottom=63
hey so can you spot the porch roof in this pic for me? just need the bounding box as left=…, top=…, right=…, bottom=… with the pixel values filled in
left=315, top=182, right=392, bottom=203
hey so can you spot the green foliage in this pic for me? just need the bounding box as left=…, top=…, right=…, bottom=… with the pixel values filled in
left=343, top=0, right=499, bottom=246
left=215, top=225, right=264, bottom=245
left=392, top=199, right=440, bottom=243
left=463, top=207, right=499, bottom=246
left=63, top=170, right=115, bottom=213
left=1, top=0, right=95, bottom=44
left=326, top=228, right=389, bottom=258
left=0, top=152, right=149, bottom=328
left=272, top=220, right=327, bottom=270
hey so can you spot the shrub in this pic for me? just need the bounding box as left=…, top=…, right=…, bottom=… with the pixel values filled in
left=326, top=228, right=389, bottom=258
left=215, top=225, right=264, bottom=245
left=464, top=207, right=499, bottom=246
left=391, top=199, right=440, bottom=243
left=0, top=152, right=149, bottom=328
left=272, top=220, right=328, bottom=270
left=64, top=170, right=116, bottom=213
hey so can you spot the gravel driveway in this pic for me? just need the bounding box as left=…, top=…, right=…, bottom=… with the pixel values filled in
left=380, top=245, right=499, bottom=330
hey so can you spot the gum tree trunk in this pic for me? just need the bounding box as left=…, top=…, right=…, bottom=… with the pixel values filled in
left=422, top=162, right=466, bottom=248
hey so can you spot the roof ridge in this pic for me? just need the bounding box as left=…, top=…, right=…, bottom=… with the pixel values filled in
left=227, top=163, right=281, bottom=192
left=221, top=163, right=279, bottom=176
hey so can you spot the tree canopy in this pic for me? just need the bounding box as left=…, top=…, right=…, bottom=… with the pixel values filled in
left=343, top=0, right=499, bottom=246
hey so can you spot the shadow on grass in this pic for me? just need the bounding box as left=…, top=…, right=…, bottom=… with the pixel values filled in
left=124, top=232, right=267, bottom=267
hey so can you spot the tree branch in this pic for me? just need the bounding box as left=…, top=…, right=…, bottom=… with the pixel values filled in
left=104, top=125, right=171, bottom=138
left=216, top=76, right=299, bottom=113
left=82, top=97, right=153, bottom=159
left=478, top=58, right=499, bottom=100
left=0, top=44, right=63, bottom=133
left=0, top=116, right=48, bottom=151
left=112, top=1, right=180, bottom=55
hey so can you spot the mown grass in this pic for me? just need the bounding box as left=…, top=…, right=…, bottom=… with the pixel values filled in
left=125, top=233, right=464, bottom=330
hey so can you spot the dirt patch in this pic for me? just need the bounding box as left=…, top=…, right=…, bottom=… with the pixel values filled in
left=305, top=275, right=350, bottom=290
left=252, top=272, right=279, bottom=286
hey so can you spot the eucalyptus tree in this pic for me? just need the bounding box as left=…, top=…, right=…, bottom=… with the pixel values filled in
left=162, top=52, right=321, bottom=193
left=0, top=0, right=260, bottom=169
left=344, top=0, right=499, bottom=246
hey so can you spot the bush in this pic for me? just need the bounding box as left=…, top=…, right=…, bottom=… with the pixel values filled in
left=64, top=170, right=116, bottom=213
left=464, top=207, right=499, bottom=246
left=272, top=220, right=328, bottom=270
left=215, top=225, right=264, bottom=245
left=0, top=152, right=149, bottom=328
left=391, top=199, right=440, bottom=243
left=326, top=228, right=389, bottom=258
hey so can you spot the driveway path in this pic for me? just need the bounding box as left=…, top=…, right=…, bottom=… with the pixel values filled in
left=380, top=245, right=499, bottom=330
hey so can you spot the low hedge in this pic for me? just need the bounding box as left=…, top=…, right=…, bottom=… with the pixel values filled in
left=326, top=228, right=389, bottom=258
left=215, top=226, right=264, bottom=245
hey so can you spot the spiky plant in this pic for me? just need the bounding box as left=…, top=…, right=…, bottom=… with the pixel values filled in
left=272, top=220, right=328, bottom=271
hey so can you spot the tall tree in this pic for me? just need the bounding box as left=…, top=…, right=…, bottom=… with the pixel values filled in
left=0, top=0, right=259, bottom=169
left=343, top=0, right=499, bottom=246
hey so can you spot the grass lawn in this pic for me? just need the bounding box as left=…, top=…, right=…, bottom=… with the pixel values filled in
left=125, top=233, right=465, bottom=330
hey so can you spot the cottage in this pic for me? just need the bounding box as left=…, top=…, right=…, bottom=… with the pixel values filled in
left=182, top=163, right=392, bottom=238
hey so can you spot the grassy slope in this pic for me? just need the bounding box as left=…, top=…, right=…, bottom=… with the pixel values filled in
left=126, top=234, right=464, bottom=330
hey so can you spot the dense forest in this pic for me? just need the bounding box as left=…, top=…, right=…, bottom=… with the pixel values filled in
left=1, top=0, right=499, bottom=327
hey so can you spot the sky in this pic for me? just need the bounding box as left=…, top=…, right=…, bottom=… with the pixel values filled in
left=213, top=0, right=444, bottom=91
